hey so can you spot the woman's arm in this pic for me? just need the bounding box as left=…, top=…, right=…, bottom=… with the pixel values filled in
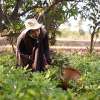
left=16, top=38, right=32, bottom=66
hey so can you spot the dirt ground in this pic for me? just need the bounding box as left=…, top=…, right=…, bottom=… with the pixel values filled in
left=0, top=37, right=100, bottom=53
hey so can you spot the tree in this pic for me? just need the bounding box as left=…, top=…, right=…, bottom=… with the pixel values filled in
left=0, top=0, right=75, bottom=31
left=78, top=0, right=100, bottom=53
left=0, top=0, right=78, bottom=47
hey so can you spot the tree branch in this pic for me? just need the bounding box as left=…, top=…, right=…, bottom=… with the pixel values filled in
left=38, top=0, right=75, bottom=21
left=19, top=0, right=74, bottom=17
left=0, top=2, right=5, bottom=19
left=10, top=0, right=23, bottom=20
left=19, top=4, right=39, bottom=16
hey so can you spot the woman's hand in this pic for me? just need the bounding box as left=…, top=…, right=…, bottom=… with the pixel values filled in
left=32, top=63, right=36, bottom=70
left=45, top=64, right=50, bottom=70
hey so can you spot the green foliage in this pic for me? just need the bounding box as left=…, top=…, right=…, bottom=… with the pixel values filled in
left=0, top=53, right=100, bottom=100
left=0, top=54, right=68, bottom=100
left=78, top=0, right=100, bottom=53
left=4, top=0, right=16, bottom=13
left=0, top=0, right=79, bottom=45
left=52, top=52, right=70, bottom=67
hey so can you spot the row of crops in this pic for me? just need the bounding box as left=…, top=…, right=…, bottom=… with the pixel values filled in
left=0, top=52, right=100, bottom=100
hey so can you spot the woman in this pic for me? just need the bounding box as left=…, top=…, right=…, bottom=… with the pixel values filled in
left=16, top=18, right=51, bottom=71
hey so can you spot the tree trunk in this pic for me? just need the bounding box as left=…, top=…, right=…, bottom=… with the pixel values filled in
left=90, top=32, right=95, bottom=54
left=9, top=37, right=16, bottom=53
left=10, top=0, right=23, bottom=21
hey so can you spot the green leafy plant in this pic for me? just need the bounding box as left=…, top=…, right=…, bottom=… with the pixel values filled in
left=0, top=53, right=100, bottom=100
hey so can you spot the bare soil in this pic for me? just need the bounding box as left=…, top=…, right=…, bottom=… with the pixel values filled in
left=0, top=37, right=100, bottom=53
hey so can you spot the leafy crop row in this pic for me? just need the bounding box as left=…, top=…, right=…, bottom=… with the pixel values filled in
left=0, top=53, right=100, bottom=100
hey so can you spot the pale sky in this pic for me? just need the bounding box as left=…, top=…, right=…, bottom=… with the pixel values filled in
left=59, top=15, right=91, bottom=33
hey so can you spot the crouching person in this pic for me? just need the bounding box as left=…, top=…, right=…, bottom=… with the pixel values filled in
left=16, top=18, right=51, bottom=72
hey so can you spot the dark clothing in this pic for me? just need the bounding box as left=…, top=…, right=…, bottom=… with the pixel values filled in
left=16, top=28, right=51, bottom=71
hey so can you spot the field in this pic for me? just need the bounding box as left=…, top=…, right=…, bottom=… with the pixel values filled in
left=0, top=52, right=100, bottom=100
left=0, top=31, right=100, bottom=100
left=0, top=0, right=100, bottom=99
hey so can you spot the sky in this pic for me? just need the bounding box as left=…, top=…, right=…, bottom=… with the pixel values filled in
left=59, top=15, right=91, bottom=33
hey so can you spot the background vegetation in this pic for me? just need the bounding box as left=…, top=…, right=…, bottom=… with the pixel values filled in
left=0, top=0, right=100, bottom=53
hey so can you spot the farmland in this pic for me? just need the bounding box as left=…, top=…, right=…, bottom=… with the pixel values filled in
left=0, top=52, right=100, bottom=100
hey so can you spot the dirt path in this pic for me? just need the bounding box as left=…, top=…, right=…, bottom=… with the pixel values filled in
left=0, top=37, right=100, bottom=53
left=0, top=37, right=9, bottom=46
left=55, top=38, right=100, bottom=47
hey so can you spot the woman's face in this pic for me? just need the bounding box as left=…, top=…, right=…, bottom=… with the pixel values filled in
left=31, top=29, right=40, bottom=38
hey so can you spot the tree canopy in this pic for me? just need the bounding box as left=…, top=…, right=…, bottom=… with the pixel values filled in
left=0, top=0, right=78, bottom=31
left=0, top=0, right=100, bottom=48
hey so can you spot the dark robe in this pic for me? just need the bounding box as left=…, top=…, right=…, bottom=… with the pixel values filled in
left=16, top=28, right=51, bottom=71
